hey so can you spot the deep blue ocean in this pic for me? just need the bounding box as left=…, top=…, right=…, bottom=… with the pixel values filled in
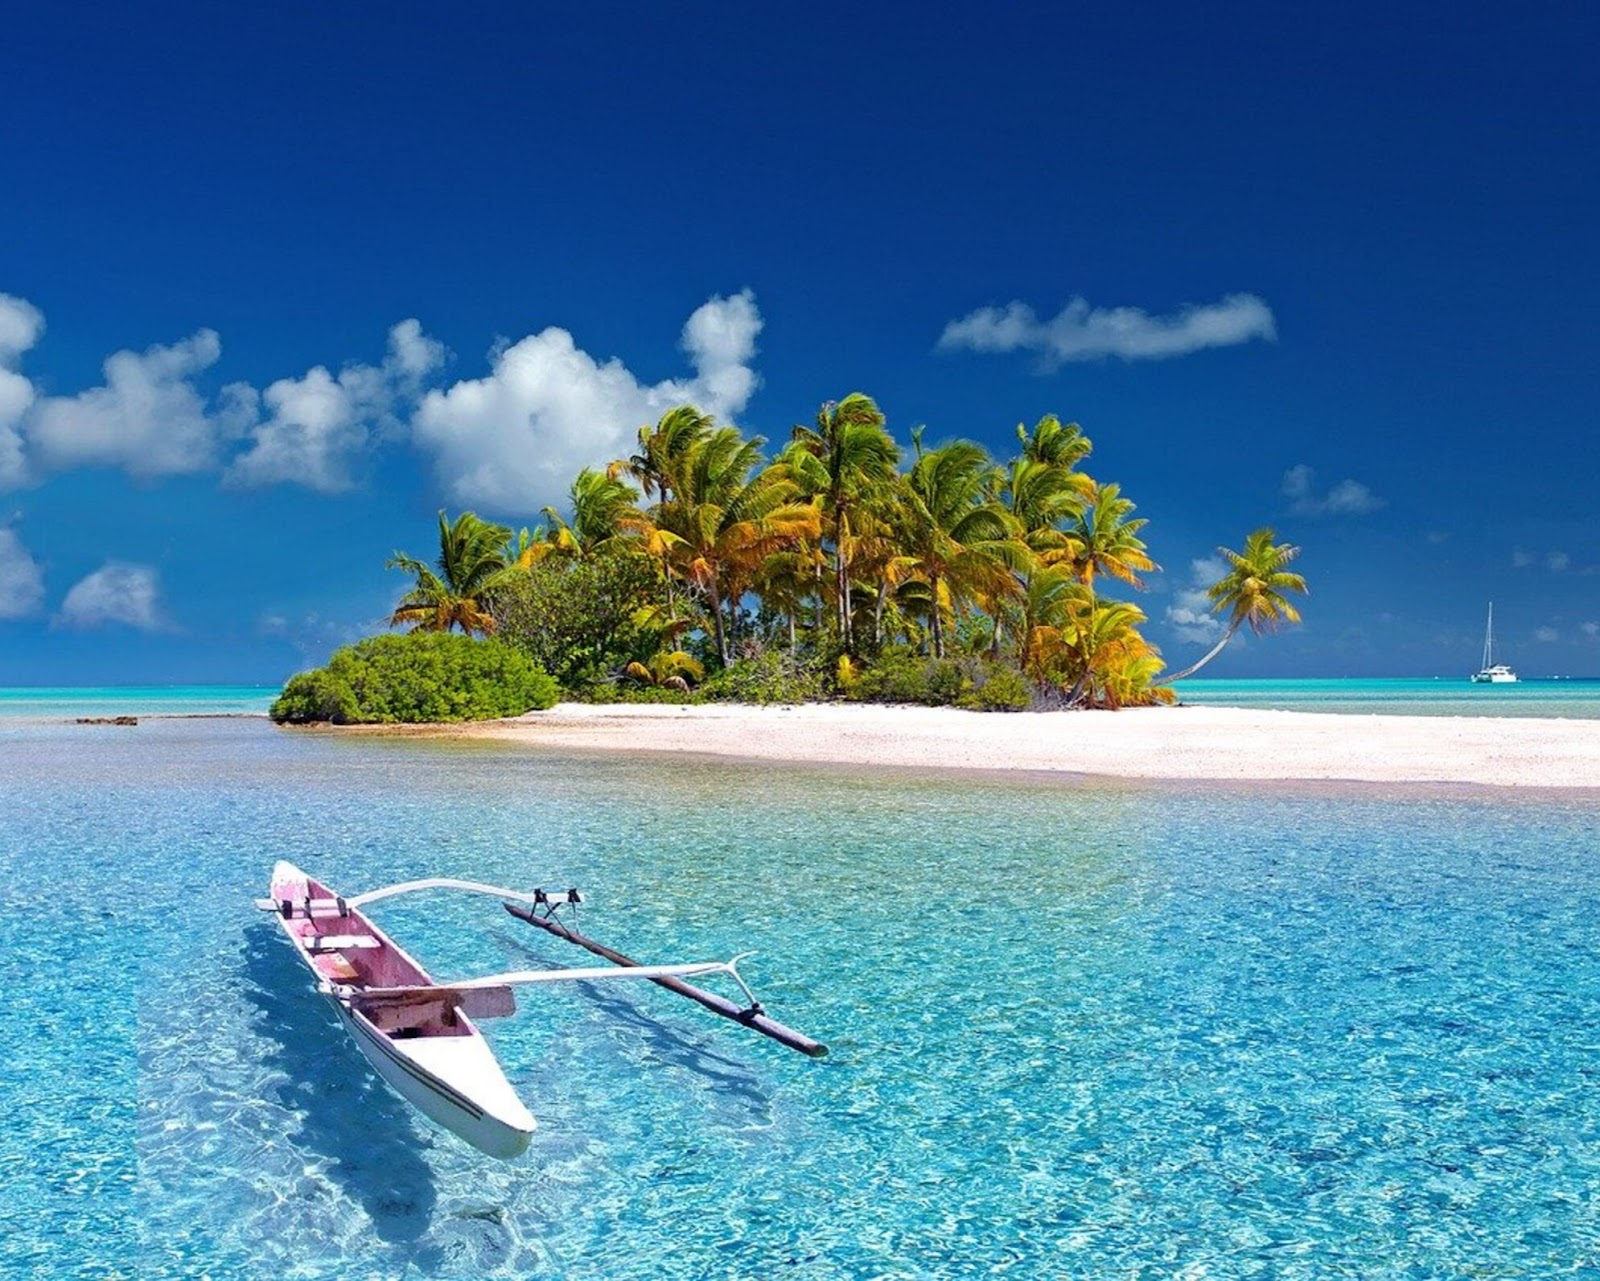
left=3, top=689, right=1600, bottom=1278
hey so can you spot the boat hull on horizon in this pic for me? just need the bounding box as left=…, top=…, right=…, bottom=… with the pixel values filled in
left=1470, top=665, right=1518, bottom=684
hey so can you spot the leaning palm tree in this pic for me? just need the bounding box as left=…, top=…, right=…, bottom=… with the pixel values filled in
left=788, top=394, right=901, bottom=654
left=1160, top=528, right=1308, bottom=682
left=388, top=510, right=518, bottom=636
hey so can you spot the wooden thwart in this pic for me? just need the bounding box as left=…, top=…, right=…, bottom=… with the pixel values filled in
left=348, top=983, right=519, bottom=1020
left=503, top=902, right=829, bottom=1058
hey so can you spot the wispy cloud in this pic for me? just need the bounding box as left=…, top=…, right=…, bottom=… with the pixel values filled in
left=1282, top=464, right=1385, bottom=516
left=938, top=292, right=1275, bottom=366
left=1164, top=556, right=1229, bottom=645
left=1513, top=547, right=1577, bottom=573
left=1535, top=626, right=1560, bottom=643
left=0, top=523, right=44, bottom=619
left=259, top=610, right=376, bottom=663
left=1582, top=622, right=1599, bottom=640
left=412, top=290, right=763, bottom=513
left=56, top=562, right=167, bottom=631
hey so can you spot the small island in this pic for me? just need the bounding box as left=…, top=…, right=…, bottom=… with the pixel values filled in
left=273, top=398, right=1305, bottom=725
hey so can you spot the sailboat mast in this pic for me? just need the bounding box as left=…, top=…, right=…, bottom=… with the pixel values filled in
left=1483, top=602, right=1494, bottom=669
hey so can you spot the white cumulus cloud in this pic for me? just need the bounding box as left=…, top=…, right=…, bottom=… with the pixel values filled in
left=56, top=561, right=167, bottom=631
left=27, top=330, right=231, bottom=480
left=225, top=319, right=446, bottom=492
left=0, top=524, right=45, bottom=619
left=1165, top=556, right=1229, bottom=645
left=1282, top=464, right=1384, bottom=516
left=412, top=290, right=762, bottom=513
left=0, top=294, right=44, bottom=489
left=1582, top=622, right=1599, bottom=639
left=938, top=292, right=1276, bottom=366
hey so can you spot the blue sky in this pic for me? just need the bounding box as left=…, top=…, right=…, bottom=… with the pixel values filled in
left=2, top=3, right=1596, bottom=683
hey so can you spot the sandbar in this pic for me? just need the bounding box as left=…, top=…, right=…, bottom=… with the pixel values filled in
left=416, top=702, right=1600, bottom=789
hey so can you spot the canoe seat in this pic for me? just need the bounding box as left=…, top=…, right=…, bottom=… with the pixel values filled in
left=312, top=952, right=361, bottom=983
left=308, top=934, right=380, bottom=951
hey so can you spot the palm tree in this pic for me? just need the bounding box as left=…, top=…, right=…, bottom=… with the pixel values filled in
left=541, top=467, right=641, bottom=557
left=1019, top=414, right=1094, bottom=471
left=897, top=433, right=1028, bottom=657
left=388, top=510, right=518, bottom=636
left=654, top=427, right=820, bottom=664
left=624, top=649, right=705, bottom=691
left=1027, top=590, right=1168, bottom=708
left=1160, top=528, right=1308, bottom=682
left=1060, top=483, right=1157, bottom=588
left=788, top=394, right=900, bottom=653
left=619, top=405, right=715, bottom=504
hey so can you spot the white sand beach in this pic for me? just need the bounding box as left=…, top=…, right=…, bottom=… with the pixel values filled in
left=436, top=703, right=1600, bottom=789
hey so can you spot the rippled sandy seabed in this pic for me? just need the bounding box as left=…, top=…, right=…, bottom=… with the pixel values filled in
left=6, top=715, right=1600, bottom=1278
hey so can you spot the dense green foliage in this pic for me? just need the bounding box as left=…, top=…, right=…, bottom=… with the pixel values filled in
left=271, top=634, right=557, bottom=724
left=841, top=646, right=1034, bottom=710
left=700, top=650, right=830, bottom=704
left=492, top=547, right=662, bottom=690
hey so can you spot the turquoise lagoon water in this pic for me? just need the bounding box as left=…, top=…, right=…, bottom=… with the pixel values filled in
left=5, top=710, right=1600, bottom=1278
left=1173, top=676, right=1600, bottom=718
left=0, top=685, right=278, bottom=721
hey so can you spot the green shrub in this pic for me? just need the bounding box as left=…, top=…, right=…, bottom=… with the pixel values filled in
left=955, top=664, right=1034, bottom=711
left=701, top=650, right=828, bottom=704
left=271, top=633, right=558, bottom=724
left=846, top=645, right=1035, bottom=710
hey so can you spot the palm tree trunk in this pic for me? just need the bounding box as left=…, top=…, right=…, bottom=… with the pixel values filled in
left=874, top=579, right=889, bottom=647
left=709, top=583, right=729, bottom=666
left=1065, top=673, right=1090, bottom=707
left=835, top=519, right=852, bottom=653
left=930, top=574, right=944, bottom=658
left=1158, top=617, right=1242, bottom=684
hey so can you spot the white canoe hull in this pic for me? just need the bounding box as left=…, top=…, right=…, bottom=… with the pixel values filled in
left=338, top=1004, right=535, bottom=1159
left=269, top=859, right=535, bottom=1158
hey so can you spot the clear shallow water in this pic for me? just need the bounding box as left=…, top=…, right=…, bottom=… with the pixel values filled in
left=5, top=718, right=1600, bottom=1278
left=1174, top=676, right=1600, bottom=718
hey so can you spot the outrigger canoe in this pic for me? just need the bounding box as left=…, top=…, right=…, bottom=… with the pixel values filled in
left=261, top=861, right=825, bottom=1158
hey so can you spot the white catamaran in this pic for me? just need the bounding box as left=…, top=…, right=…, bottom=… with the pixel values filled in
left=1470, top=602, right=1517, bottom=684
left=261, top=862, right=826, bottom=1157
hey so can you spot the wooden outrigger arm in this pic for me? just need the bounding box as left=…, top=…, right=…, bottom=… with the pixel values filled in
left=505, top=901, right=829, bottom=1058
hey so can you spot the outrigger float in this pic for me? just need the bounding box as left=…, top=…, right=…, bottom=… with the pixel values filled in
left=260, top=861, right=826, bottom=1158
